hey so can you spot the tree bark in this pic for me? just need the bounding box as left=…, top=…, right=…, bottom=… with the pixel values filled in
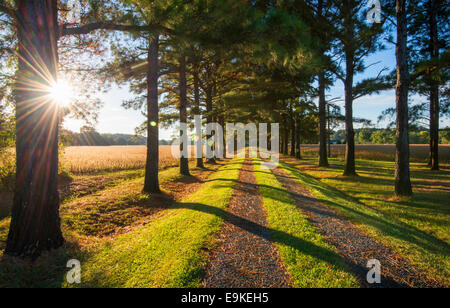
left=6, top=0, right=64, bottom=258
left=296, top=116, right=302, bottom=159
left=205, top=84, right=215, bottom=164
left=395, top=0, right=413, bottom=196
left=343, top=53, right=357, bottom=176
left=318, top=71, right=329, bottom=166
left=428, top=0, right=439, bottom=171
left=327, top=104, right=332, bottom=158
left=193, top=68, right=204, bottom=168
left=280, top=114, right=285, bottom=154
left=290, top=109, right=296, bottom=157
left=218, top=103, right=226, bottom=159
left=179, top=56, right=190, bottom=176
left=143, top=36, right=160, bottom=193
left=283, top=115, right=289, bottom=155
left=343, top=0, right=357, bottom=176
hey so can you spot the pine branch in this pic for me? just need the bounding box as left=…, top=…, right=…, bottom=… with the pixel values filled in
left=410, top=51, right=450, bottom=82
left=353, top=67, right=392, bottom=100
left=328, top=65, right=345, bottom=82
left=60, top=22, right=173, bottom=37
left=0, top=1, right=15, bottom=18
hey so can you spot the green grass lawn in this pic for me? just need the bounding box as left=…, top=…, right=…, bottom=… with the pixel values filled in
left=0, top=162, right=214, bottom=248
left=0, top=161, right=230, bottom=287
left=253, top=159, right=359, bottom=288
left=280, top=155, right=450, bottom=286
left=69, top=159, right=243, bottom=288
left=61, top=162, right=214, bottom=237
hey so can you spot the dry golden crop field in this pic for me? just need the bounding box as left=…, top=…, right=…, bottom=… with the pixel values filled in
left=301, top=144, right=450, bottom=163
left=3, top=144, right=449, bottom=174
left=62, top=145, right=179, bottom=174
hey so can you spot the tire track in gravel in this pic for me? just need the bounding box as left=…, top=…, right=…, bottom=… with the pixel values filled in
left=203, top=159, right=292, bottom=288
left=272, top=166, right=444, bottom=288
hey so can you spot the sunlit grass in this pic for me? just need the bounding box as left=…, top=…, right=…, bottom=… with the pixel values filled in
left=253, top=159, right=359, bottom=288
left=281, top=155, right=450, bottom=286
left=73, top=159, right=243, bottom=288
left=0, top=160, right=227, bottom=287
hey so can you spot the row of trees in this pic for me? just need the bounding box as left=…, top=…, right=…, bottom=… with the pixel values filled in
left=263, top=0, right=448, bottom=194
left=0, top=0, right=448, bottom=257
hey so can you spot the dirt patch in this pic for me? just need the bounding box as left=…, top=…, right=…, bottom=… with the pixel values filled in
left=59, top=170, right=144, bottom=201
left=203, top=159, right=292, bottom=288
left=110, top=166, right=223, bottom=237
left=0, top=170, right=144, bottom=220
left=62, top=165, right=221, bottom=238
left=272, top=167, right=444, bottom=288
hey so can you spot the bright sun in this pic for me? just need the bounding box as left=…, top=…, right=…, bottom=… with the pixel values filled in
left=50, top=79, right=74, bottom=106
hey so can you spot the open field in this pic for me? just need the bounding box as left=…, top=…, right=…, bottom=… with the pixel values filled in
left=1, top=145, right=196, bottom=175
left=60, top=144, right=450, bottom=173
left=301, top=144, right=450, bottom=163
left=2, top=145, right=450, bottom=175
left=63, top=146, right=178, bottom=174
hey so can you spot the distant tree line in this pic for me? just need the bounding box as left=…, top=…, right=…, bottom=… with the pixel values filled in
left=332, top=127, right=450, bottom=145
left=61, top=127, right=171, bottom=146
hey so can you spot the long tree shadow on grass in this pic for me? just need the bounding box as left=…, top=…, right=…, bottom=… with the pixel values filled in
left=172, top=202, right=370, bottom=286
left=279, top=163, right=450, bottom=259
left=0, top=239, right=88, bottom=288
left=208, top=173, right=449, bottom=277
left=0, top=171, right=216, bottom=288
left=210, top=165, right=449, bottom=262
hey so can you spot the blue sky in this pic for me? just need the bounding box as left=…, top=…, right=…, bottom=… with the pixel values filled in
left=64, top=44, right=449, bottom=140
left=331, top=46, right=397, bottom=124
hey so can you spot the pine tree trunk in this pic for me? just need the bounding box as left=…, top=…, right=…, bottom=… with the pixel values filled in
left=327, top=105, right=332, bottom=158
left=429, top=88, right=439, bottom=170
left=143, top=36, right=160, bottom=193
left=342, top=0, right=357, bottom=176
left=206, top=85, right=215, bottom=164
left=343, top=53, right=357, bottom=176
left=193, top=69, right=204, bottom=168
left=428, top=0, right=439, bottom=171
left=6, top=0, right=64, bottom=258
left=290, top=112, right=296, bottom=157
left=179, top=56, right=190, bottom=176
left=318, top=71, right=329, bottom=166
left=219, top=109, right=226, bottom=159
left=296, top=116, right=302, bottom=159
left=283, top=116, right=289, bottom=155
left=285, top=131, right=289, bottom=155
left=280, top=115, right=285, bottom=154
left=395, top=0, right=413, bottom=197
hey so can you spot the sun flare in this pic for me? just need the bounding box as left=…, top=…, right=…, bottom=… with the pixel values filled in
left=50, top=79, right=74, bottom=107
